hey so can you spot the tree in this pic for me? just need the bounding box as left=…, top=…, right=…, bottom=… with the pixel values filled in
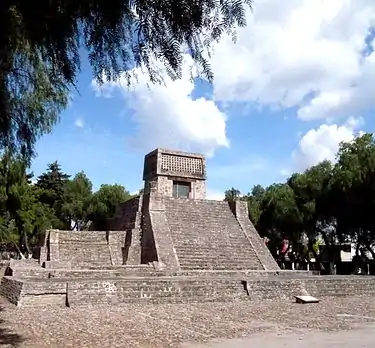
left=1, top=36, right=69, bottom=161
left=62, top=171, right=93, bottom=230
left=1, top=0, right=252, bottom=158
left=88, top=184, right=132, bottom=230
left=224, top=187, right=241, bottom=202
left=0, top=153, right=54, bottom=255
left=258, top=183, right=302, bottom=248
left=36, top=161, right=70, bottom=228
left=246, top=185, right=265, bottom=225
left=287, top=161, right=333, bottom=257
left=331, top=133, right=375, bottom=258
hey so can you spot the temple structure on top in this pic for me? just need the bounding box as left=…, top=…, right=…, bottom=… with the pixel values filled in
left=142, top=148, right=206, bottom=199
left=106, top=148, right=280, bottom=271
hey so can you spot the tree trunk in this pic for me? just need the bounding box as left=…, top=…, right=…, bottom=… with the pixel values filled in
left=18, top=229, right=31, bottom=257
left=365, top=244, right=375, bottom=260
left=308, top=239, right=321, bottom=271
left=0, top=3, right=13, bottom=145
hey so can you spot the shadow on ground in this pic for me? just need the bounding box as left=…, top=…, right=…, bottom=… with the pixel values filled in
left=0, top=305, right=25, bottom=347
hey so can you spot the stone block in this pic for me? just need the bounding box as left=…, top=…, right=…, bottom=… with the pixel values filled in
left=295, top=295, right=319, bottom=304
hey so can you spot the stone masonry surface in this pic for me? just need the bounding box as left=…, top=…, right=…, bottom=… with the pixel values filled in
left=230, top=200, right=280, bottom=270
left=1, top=295, right=375, bottom=347
left=143, top=148, right=206, bottom=181
left=38, top=230, right=128, bottom=268
left=2, top=273, right=375, bottom=307
left=143, top=148, right=206, bottom=199
left=163, top=198, right=265, bottom=270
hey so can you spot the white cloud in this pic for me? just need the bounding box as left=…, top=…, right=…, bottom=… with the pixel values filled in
left=91, top=0, right=375, bottom=161
left=292, top=117, right=364, bottom=170
left=280, top=168, right=292, bottom=177
left=206, top=188, right=225, bottom=201
left=208, top=0, right=375, bottom=121
left=208, top=158, right=267, bottom=180
left=92, top=56, right=229, bottom=157
left=75, top=118, right=84, bottom=128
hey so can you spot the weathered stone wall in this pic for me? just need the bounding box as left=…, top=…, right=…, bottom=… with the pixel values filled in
left=142, top=148, right=206, bottom=199
left=38, top=230, right=128, bottom=268
left=56, top=231, right=110, bottom=267
left=160, top=197, right=264, bottom=271
left=144, top=176, right=206, bottom=199
left=230, top=200, right=280, bottom=271
left=5, top=275, right=375, bottom=307
left=191, top=180, right=205, bottom=199
left=0, top=277, right=23, bottom=305
left=108, top=196, right=143, bottom=265
left=143, top=148, right=206, bottom=181
left=140, top=194, right=158, bottom=264
left=304, top=276, right=375, bottom=297
left=109, top=196, right=142, bottom=231
left=243, top=276, right=375, bottom=300
left=141, top=195, right=180, bottom=271
left=63, top=278, right=249, bottom=306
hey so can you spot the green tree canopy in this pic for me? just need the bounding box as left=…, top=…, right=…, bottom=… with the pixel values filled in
left=62, top=171, right=93, bottom=230
left=224, top=187, right=241, bottom=202
left=1, top=36, right=69, bottom=160
left=88, top=184, right=132, bottom=230
left=0, top=154, right=54, bottom=254
left=36, top=161, right=70, bottom=228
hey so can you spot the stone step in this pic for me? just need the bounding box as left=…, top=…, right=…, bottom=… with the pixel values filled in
left=179, top=253, right=255, bottom=260
left=176, top=255, right=258, bottom=263
left=175, top=240, right=254, bottom=247
left=171, top=238, right=247, bottom=244
left=12, top=269, right=162, bottom=279
left=177, top=255, right=257, bottom=262
left=81, top=295, right=246, bottom=305
left=175, top=248, right=256, bottom=255
left=170, top=232, right=243, bottom=238
left=172, top=270, right=288, bottom=277
left=179, top=266, right=261, bottom=271
left=175, top=242, right=255, bottom=248
left=169, top=215, right=233, bottom=219
left=176, top=250, right=259, bottom=258
left=51, top=270, right=160, bottom=279
left=167, top=217, right=235, bottom=222
left=168, top=212, right=234, bottom=216
left=65, top=280, right=248, bottom=305
left=178, top=260, right=260, bottom=266
left=175, top=246, right=256, bottom=254
left=180, top=265, right=258, bottom=270
left=168, top=227, right=242, bottom=234
left=119, top=286, right=242, bottom=295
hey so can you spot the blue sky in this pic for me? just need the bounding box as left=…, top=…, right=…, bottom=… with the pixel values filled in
left=31, top=1, right=375, bottom=199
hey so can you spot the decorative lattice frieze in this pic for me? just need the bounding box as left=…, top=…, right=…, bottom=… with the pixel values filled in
left=161, top=154, right=203, bottom=175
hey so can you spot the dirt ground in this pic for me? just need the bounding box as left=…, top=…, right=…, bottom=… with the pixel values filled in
left=1, top=296, right=375, bottom=347
left=182, top=325, right=375, bottom=348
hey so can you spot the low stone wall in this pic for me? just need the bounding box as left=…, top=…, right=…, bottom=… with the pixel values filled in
left=7, top=264, right=158, bottom=279
left=244, top=278, right=308, bottom=300
left=3, top=274, right=375, bottom=307
left=66, top=277, right=248, bottom=305
left=243, top=276, right=375, bottom=301
left=304, top=276, right=375, bottom=297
